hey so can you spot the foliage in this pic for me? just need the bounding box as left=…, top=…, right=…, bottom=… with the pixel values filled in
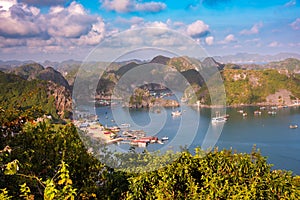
left=126, top=147, right=300, bottom=199
left=0, top=72, right=58, bottom=119
left=194, top=68, right=300, bottom=105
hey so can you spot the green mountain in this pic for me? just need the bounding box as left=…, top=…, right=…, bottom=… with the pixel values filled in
left=9, top=63, right=70, bottom=89
left=0, top=71, right=72, bottom=120
left=193, top=67, right=300, bottom=106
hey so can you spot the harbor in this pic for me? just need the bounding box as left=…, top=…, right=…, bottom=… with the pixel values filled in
left=74, top=119, right=168, bottom=148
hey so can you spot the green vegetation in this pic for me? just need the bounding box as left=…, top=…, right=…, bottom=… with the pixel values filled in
left=0, top=72, right=58, bottom=119
left=1, top=114, right=300, bottom=199
left=192, top=69, right=300, bottom=105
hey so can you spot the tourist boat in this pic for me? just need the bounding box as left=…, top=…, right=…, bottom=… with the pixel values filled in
left=212, top=116, right=227, bottom=124
left=289, top=124, right=298, bottom=129
left=211, top=112, right=227, bottom=124
left=171, top=110, right=182, bottom=116
left=161, top=136, right=169, bottom=141
left=119, top=123, right=131, bottom=128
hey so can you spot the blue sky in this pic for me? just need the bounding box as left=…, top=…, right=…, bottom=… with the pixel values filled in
left=0, top=0, right=299, bottom=61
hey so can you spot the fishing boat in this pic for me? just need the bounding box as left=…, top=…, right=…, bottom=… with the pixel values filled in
left=171, top=110, right=182, bottom=116
left=289, top=124, right=298, bottom=129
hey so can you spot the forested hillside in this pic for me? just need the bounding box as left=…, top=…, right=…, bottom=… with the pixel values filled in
left=0, top=71, right=72, bottom=120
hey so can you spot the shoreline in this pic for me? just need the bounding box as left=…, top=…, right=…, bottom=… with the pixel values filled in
left=190, top=102, right=300, bottom=109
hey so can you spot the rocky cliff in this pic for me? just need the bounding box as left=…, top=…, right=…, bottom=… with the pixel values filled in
left=47, top=81, right=72, bottom=119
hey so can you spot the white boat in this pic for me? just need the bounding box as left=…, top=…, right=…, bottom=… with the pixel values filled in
left=171, top=110, right=181, bottom=116
left=242, top=112, right=248, bottom=117
left=119, top=123, right=131, bottom=128
left=211, top=112, right=227, bottom=124
left=161, top=136, right=169, bottom=141
left=211, top=117, right=227, bottom=124
left=290, top=124, right=298, bottom=129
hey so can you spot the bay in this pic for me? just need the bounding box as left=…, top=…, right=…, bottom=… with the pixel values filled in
left=95, top=105, right=300, bottom=174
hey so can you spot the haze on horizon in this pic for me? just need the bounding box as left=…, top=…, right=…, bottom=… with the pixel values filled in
left=0, top=0, right=299, bottom=62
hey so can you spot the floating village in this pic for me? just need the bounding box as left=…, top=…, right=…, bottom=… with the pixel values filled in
left=74, top=117, right=169, bottom=148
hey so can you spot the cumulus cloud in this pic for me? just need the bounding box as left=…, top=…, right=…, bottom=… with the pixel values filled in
left=0, top=1, right=106, bottom=49
left=240, top=22, right=263, bottom=35
left=0, top=1, right=43, bottom=38
left=100, top=0, right=166, bottom=13
left=47, top=2, right=99, bottom=38
left=186, top=20, right=210, bottom=39
left=205, top=36, right=214, bottom=45
left=290, top=18, right=300, bottom=30
left=219, top=34, right=236, bottom=44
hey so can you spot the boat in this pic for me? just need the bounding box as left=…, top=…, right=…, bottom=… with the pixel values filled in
left=254, top=110, right=262, bottom=115
left=161, top=136, right=169, bottom=141
left=211, top=112, right=227, bottom=124
left=242, top=112, right=248, bottom=117
left=238, top=110, right=244, bottom=113
left=212, top=117, right=227, bottom=124
left=268, top=111, right=277, bottom=115
left=289, top=124, right=298, bottom=129
left=119, top=123, right=131, bottom=128
left=171, top=110, right=182, bottom=116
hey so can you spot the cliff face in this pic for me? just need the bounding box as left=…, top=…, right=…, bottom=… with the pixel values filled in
left=128, top=88, right=179, bottom=108
left=47, top=81, right=72, bottom=119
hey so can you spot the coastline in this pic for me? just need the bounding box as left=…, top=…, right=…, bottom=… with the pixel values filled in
left=190, top=102, right=300, bottom=108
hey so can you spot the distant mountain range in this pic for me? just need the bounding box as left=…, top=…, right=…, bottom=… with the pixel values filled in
left=212, top=52, right=300, bottom=64
left=1, top=52, right=300, bottom=71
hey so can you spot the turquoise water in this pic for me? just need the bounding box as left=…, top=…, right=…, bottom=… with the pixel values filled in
left=96, top=105, right=300, bottom=174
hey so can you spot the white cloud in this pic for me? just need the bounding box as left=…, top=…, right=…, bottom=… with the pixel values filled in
left=47, top=2, right=99, bottom=38
left=205, top=36, right=214, bottom=45
left=186, top=20, right=210, bottom=38
left=0, top=1, right=106, bottom=50
left=219, top=34, right=236, bottom=44
left=0, top=1, right=43, bottom=38
left=290, top=18, right=300, bottom=30
left=240, top=22, right=263, bottom=35
left=284, top=0, right=296, bottom=7
left=0, top=0, right=17, bottom=11
left=268, top=41, right=280, bottom=47
left=100, top=0, right=166, bottom=13
left=130, top=21, right=168, bottom=29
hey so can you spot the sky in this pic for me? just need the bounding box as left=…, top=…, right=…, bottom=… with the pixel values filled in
left=0, top=0, right=299, bottom=61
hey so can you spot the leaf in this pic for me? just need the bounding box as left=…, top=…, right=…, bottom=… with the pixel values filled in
left=4, top=160, right=19, bottom=175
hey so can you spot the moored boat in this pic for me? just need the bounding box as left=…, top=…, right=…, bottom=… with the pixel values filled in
left=171, top=110, right=182, bottom=116
left=289, top=124, right=298, bottom=129
left=161, top=136, right=169, bottom=141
